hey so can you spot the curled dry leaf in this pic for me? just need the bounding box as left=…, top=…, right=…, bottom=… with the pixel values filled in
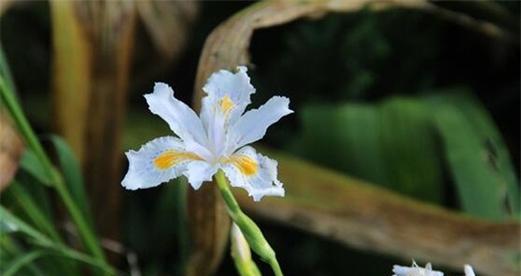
left=189, top=0, right=515, bottom=275
left=237, top=148, right=520, bottom=276
left=0, top=112, right=24, bottom=191
left=137, top=0, right=199, bottom=61
left=51, top=0, right=136, bottom=248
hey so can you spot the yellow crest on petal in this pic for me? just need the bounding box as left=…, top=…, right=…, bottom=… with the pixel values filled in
left=229, top=155, right=257, bottom=176
left=154, top=150, right=201, bottom=170
left=219, top=95, right=234, bottom=114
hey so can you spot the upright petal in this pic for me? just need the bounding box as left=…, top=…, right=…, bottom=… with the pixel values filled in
left=200, top=66, right=256, bottom=156
left=122, top=136, right=205, bottom=190
left=220, top=146, right=284, bottom=201
left=145, top=83, right=210, bottom=157
left=227, top=96, right=293, bottom=153
left=202, top=66, right=255, bottom=122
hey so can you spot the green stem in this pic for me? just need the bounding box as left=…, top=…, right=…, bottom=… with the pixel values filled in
left=214, top=170, right=283, bottom=276
left=0, top=77, right=107, bottom=268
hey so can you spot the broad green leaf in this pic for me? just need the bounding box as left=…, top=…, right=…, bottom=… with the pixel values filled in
left=429, top=92, right=521, bottom=218
left=379, top=98, right=442, bottom=202
left=426, top=91, right=519, bottom=220
left=299, top=104, right=387, bottom=185
left=49, top=135, right=93, bottom=224
left=296, top=97, right=443, bottom=202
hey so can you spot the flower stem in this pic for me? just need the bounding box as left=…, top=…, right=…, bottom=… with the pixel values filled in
left=214, top=170, right=283, bottom=276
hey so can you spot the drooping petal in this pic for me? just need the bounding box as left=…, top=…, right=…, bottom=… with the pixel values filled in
left=183, top=160, right=218, bottom=190
left=144, top=83, right=211, bottom=158
left=122, top=136, right=205, bottom=190
left=226, top=96, right=292, bottom=154
left=200, top=66, right=255, bottom=156
left=220, top=146, right=284, bottom=201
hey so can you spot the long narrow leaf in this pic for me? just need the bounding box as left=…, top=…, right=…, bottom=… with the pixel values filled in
left=49, top=135, right=94, bottom=225
left=7, top=181, right=60, bottom=241
left=0, top=237, right=45, bottom=276
left=0, top=206, right=115, bottom=274
left=19, top=150, right=52, bottom=186
left=2, top=250, right=46, bottom=276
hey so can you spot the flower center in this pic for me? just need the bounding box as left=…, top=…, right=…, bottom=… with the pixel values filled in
left=219, top=95, right=234, bottom=114
left=154, top=150, right=201, bottom=170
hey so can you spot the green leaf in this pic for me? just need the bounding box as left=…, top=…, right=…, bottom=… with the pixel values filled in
left=2, top=250, right=46, bottom=276
left=0, top=217, right=19, bottom=234
left=379, top=98, right=443, bottom=202
left=7, top=181, right=61, bottom=241
left=0, top=237, right=45, bottom=276
left=295, top=97, right=443, bottom=202
left=0, top=206, right=115, bottom=274
left=19, top=149, right=52, bottom=186
left=49, top=135, right=93, bottom=224
left=426, top=91, right=519, bottom=220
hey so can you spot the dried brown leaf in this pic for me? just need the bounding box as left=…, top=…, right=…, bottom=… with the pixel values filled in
left=0, top=111, right=24, bottom=191
left=237, top=149, right=520, bottom=276
left=137, top=0, right=199, bottom=61
left=189, top=0, right=516, bottom=274
left=51, top=0, right=136, bottom=251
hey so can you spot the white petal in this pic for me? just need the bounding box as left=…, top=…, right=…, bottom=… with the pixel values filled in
left=464, top=265, right=475, bottom=276
left=202, top=66, right=255, bottom=120
left=220, top=146, right=284, bottom=201
left=200, top=96, right=227, bottom=157
left=144, top=82, right=210, bottom=158
left=122, top=136, right=204, bottom=190
left=183, top=160, right=218, bottom=190
left=227, top=96, right=293, bottom=153
left=200, top=66, right=255, bottom=156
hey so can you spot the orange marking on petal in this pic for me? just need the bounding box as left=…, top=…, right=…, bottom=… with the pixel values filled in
left=154, top=150, right=201, bottom=170
left=230, top=155, right=258, bottom=176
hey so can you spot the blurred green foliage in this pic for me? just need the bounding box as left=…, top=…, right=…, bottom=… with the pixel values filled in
left=250, top=7, right=520, bottom=220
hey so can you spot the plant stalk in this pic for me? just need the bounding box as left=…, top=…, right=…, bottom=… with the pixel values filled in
left=214, top=170, right=283, bottom=276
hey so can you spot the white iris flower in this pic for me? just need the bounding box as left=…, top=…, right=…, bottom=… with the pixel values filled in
left=392, top=262, right=444, bottom=276
left=122, top=66, right=293, bottom=201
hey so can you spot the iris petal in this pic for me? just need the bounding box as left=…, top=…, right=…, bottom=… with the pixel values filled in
left=122, top=136, right=203, bottom=190
left=226, top=96, right=292, bottom=155
left=145, top=83, right=210, bottom=158
left=220, top=146, right=284, bottom=201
